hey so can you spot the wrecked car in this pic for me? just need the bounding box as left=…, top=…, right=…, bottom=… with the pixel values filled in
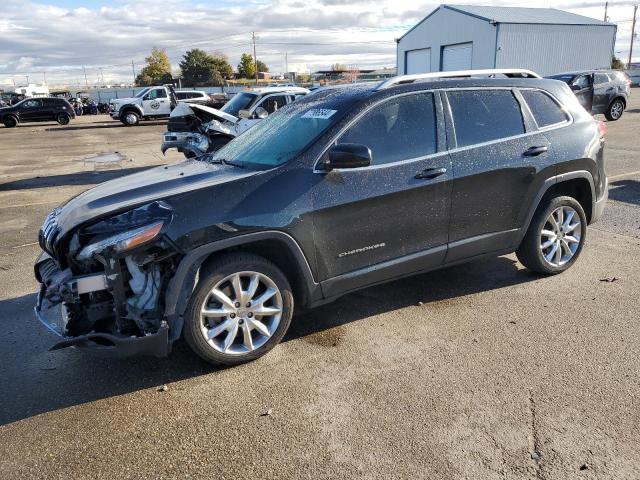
left=161, top=86, right=309, bottom=157
left=35, top=70, right=607, bottom=366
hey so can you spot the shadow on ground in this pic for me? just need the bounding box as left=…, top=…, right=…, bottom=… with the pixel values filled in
left=0, top=255, right=538, bottom=426
left=0, top=167, right=155, bottom=191
left=48, top=120, right=167, bottom=131
left=609, top=179, right=640, bottom=207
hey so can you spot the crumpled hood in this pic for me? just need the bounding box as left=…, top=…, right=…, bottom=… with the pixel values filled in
left=50, top=160, right=258, bottom=235
left=180, top=103, right=238, bottom=123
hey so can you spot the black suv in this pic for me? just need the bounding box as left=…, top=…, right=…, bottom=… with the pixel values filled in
left=547, top=70, right=630, bottom=121
left=0, top=97, right=75, bottom=127
left=34, top=71, right=607, bottom=365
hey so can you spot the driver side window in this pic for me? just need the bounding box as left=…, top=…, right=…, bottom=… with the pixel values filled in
left=337, top=93, right=437, bottom=166
left=572, top=75, right=591, bottom=89
left=259, top=95, right=287, bottom=114
left=24, top=99, right=40, bottom=108
left=146, top=88, right=166, bottom=100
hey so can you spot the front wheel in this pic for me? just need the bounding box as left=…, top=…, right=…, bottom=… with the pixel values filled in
left=56, top=113, right=70, bottom=125
left=605, top=99, right=624, bottom=121
left=121, top=111, right=140, bottom=126
left=516, top=196, right=587, bottom=275
left=183, top=253, right=294, bottom=366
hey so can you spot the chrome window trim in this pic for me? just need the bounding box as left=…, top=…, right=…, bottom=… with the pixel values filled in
left=312, top=90, right=439, bottom=173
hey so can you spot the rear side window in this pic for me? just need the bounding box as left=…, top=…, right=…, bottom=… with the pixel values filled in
left=520, top=90, right=568, bottom=128
left=594, top=73, right=610, bottom=84
left=447, top=90, right=524, bottom=147
left=338, top=92, right=437, bottom=165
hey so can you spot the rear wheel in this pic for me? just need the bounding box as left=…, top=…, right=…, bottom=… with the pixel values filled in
left=121, top=111, right=140, bottom=126
left=516, top=196, right=587, bottom=275
left=183, top=253, right=294, bottom=366
left=56, top=113, right=70, bottom=125
left=3, top=116, right=17, bottom=128
left=605, top=98, right=624, bottom=121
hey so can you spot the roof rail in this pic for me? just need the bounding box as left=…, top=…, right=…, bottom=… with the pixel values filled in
left=376, top=68, right=541, bottom=90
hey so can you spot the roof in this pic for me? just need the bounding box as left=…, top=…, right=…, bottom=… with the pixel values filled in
left=445, top=5, right=613, bottom=25
left=399, top=4, right=614, bottom=41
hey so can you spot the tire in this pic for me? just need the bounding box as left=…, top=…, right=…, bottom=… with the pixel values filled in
left=605, top=98, right=624, bottom=121
left=121, top=110, right=140, bottom=126
left=516, top=196, right=587, bottom=275
left=56, top=113, right=70, bottom=125
left=3, top=116, right=17, bottom=128
left=183, top=253, right=294, bottom=366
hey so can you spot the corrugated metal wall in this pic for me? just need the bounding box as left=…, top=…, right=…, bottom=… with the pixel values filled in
left=496, top=24, right=616, bottom=76
left=397, top=7, right=497, bottom=74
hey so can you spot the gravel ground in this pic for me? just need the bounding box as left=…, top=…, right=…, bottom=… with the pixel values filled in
left=0, top=98, right=639, bottom=479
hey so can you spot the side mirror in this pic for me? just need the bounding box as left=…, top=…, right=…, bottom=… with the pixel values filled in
left=238, top=109, right=251, bottom=119
left=254, top=107, right=268, bottom=119
left=570, top=84, right=581, bottom=91
left=323, top=143, right=371, bottom=170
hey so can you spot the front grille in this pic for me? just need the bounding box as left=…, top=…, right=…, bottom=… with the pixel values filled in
left=39, top=208, right=61, bottom=257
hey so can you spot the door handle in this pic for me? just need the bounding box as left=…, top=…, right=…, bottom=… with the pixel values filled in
left=415, top=167, right=447, bottom=180
left=523, top=146, right=548, bottom=157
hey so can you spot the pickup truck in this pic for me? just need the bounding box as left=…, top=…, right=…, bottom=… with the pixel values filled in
left=110, top=85, right=178, bottom=126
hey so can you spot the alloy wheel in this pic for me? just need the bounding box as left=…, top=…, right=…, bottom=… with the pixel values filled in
left=199, top=271, right=283, bottom=355
left=540, top=206, right=582, bottom=267
left=610, top=101, right=623, bottom=120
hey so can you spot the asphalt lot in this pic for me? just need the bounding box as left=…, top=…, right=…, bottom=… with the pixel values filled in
left=0, top=100, right=639, bottom=479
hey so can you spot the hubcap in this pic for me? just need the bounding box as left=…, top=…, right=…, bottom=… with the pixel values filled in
left=125, top=113, right=138, bottom=124
left=611, top=101, right=623, bottom=119
left=540, top=206, right=582, bottom=267
left=199, top=271, right=282, bottom=355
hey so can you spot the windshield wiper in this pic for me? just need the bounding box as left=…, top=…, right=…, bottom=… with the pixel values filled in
left=212, top=158, right=244, bottom=169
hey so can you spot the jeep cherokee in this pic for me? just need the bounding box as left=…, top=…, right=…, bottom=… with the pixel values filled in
left=34, top=69, right=608, bottom=365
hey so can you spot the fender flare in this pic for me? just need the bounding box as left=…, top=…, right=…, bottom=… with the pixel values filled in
left=518, top=170, right=595, bottom=244
left=2, top=113, right=19, bottom=124
left=163, top=231, right=320, bottom=343
left=118, top=104, right=144, bottom=118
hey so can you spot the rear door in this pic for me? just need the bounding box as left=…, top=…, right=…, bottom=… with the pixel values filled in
left=443, top=88, right=553, bottom=262
left=592, top=72, right=613, bottom=114
left=311, top=91, right=452, bottom=295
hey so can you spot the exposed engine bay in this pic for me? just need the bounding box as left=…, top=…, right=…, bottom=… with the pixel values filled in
left=35, top=201, right=180, bottom=356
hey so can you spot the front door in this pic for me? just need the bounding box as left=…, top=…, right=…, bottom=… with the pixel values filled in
left=19, top=98, right=45, bottom=122
left=311, top=92, right=452, bottom=296
left=570, top=74, right=594, bottom=112
left=142, top=88, right=171, bottom=116
left=443, top=88, right=552, bottom=261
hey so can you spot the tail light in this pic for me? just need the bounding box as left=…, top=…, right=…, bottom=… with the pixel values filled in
left=597, top=120, right=606, bottom=138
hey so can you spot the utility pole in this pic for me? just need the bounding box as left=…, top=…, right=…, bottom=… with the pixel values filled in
left=285, top=51, right=289, bottom=80
left=604, top=2, right=608, bottom=22
left=25, top=75, right=29, bottom=85
left=131, top=60, right=136, bottom=85
left=43, top=71, right=46, bottom=84
left=629, top=4, right=638, bottom=69
left=83, top=66, right=89, bottom=88
left=252, top=31, right=258, bottom=84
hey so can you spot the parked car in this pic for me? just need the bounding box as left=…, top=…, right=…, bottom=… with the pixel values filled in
left=174, top=90, right=211, bottom=105
left=34, top=69, right=607, bottom=366
left=109, top=85, right=177, bottom=126
left=547, top=70, right=630, bottom=121
left=0, top=97, right=75, bottom=127
left=161, top=86, right=309, bottom=157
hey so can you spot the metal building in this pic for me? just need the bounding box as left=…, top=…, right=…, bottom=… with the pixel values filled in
left=397, top=5, right=616, bottom=77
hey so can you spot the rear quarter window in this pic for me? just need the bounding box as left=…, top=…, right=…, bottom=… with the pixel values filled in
left=520, top=90, right=568, bottom=128
left=447, top=90, right=524, bottom=147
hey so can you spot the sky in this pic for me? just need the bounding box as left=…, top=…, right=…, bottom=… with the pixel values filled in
left=0, top=0, right=637, bottom=87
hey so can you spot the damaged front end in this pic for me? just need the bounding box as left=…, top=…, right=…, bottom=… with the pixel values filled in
left=35, top=201, right=180, bottom=357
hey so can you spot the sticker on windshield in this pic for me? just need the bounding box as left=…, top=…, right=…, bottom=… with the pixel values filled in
left=302, top=108, right=337, bottom=119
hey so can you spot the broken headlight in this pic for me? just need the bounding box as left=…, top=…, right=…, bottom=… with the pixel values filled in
left=76, top=202, right=172, bottom=261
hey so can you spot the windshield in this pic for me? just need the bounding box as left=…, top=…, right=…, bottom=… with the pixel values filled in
left=210, top=101, right=345, bottom=168
left=135, top=87, right=152, bottom=98
left=221, top=92, right=259, bottom=117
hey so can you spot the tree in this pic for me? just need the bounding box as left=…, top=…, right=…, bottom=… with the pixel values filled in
left=237, top=53, right=256, bottom=79
left=179, top=49, right=232, bottom=87
left=135, top=47, right=172, bottom=86
left=256, top=59, right=269, bottom=73
left=611, top=56, right=624, bottom=70
left=331, top=63, right=347, bottom=72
